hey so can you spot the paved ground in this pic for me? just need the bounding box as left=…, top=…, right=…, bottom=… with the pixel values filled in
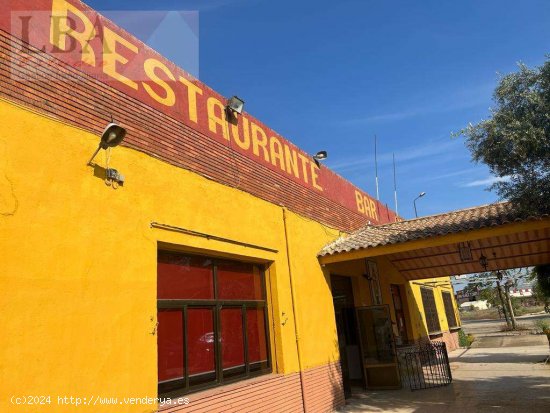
left=461, top=313, right=550, bottom=338
left=462, top=313, right=550, bottom=348
left=339, top=314, right=550, bottom=412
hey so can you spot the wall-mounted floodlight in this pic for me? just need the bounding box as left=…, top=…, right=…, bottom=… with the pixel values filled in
left=478, top=252, right=488, bottom=272
left=458, top=242, right=473, bottom=262
left=226, top=96, right=245, bottom=115
left=87, top=123, right=127, bottom=166
left=313, top=150, right=328, bottom=167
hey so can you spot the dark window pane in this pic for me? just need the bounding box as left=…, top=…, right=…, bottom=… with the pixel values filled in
left=157, top=310, right=184, bottom=382
left=246, top=308, right=268, bottom=364
left=217, top=261, right=263, bottom=300
left=187, top=308, right=216, bottom=377
left=421, top=288, right=441, bottom=334
left=221, top=308, right=245, bottom=369
left=442, top=292, right=458, bottom=328
left=157, top=252, right=213, bottom=299
left=356, top=305, right=396, bottom=364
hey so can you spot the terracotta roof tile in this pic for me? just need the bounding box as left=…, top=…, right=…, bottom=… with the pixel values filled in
left=318, top=202, right=546, bottom=257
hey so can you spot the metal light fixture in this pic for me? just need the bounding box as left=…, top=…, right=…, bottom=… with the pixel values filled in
left=478, top=252, right=488, bottom=272
left=413, top=192, right=426, bottom=218
left=458, top=242, right=473, bottom=262
left=226, top=96, right=245, bottom=115
left=87, top=122, right=127, bottom=166
left=362, top=272, right=373, bottom=281
left=313, top=151, right=328, bottom=167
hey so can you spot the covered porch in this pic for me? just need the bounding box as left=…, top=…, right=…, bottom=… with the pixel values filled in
left=318, top=202, right=550, bottom=394
left=320, top=202, right=550, bottom=279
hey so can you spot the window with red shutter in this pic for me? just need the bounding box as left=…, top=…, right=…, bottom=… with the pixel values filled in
left=156, top=251, right=271, bottom=395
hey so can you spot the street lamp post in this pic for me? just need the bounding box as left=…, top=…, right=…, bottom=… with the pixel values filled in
left=413, top=192, right=426, bottom=218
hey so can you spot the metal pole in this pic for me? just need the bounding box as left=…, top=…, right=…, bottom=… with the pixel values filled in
left=281, top=208, right=308, bottom=413
left=374, top=135, right=380, bottom=201
left=414, top=199, right=418, bottom=218
left=393, top=153, right=398, bottom=216
left=87, top=144, right=102, bottom=166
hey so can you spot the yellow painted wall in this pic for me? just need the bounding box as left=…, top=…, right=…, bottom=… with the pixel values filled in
left=407, top=277, right=460, bottom=338
left=0, top=99, right=342, bottom=412
left=325, top=257, right=458, bottom=342
left=281, top=211, right=342, bottom=369
left=0, top=98, right=463, bottom=413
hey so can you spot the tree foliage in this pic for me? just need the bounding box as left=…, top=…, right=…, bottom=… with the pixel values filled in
left=457, top=57, right=550, bottom=215
left=532, top=264, right=550, bottom=301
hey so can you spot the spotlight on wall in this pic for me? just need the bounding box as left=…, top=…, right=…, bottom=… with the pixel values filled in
left=226, top=96, right=245, bottom=115
left=313, top=150, right=328, bottom=167
left=362, top=272, right=373, bottom=281
left=458, top=242, right=473, bottom=262
left=87, top=123, right=127, bottom=166
left=478, top=252, right=488, bottom=272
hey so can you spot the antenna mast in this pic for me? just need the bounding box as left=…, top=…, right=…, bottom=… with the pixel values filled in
left=374, top=135, right=380, bottom=200
left=393, top=152, right=398, bottom=216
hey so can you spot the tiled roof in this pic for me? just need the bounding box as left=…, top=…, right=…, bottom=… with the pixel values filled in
left=319, top=202, right=545, bottom=257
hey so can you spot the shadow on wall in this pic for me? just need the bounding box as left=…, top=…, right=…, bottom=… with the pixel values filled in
left=404, top=286, right=430, bottom=342
left=338, top=373, right=550, bottom=412
left=327, top=353, right=346, bottom=411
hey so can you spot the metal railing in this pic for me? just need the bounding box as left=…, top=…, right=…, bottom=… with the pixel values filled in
left=397, top=341, right=452, bottom=391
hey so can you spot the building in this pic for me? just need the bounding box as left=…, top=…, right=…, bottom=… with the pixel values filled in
left=459, top=300, right=491, bottom=310
left=1, top=1, right=463, bottom=412
left=509, top=287, right=533, bottom=298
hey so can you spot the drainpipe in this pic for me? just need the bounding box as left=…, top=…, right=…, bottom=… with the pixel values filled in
left=282, top=208, right=308, bottom=413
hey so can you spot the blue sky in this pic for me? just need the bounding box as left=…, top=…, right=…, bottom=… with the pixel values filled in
left=87, top=0, right=550, bottom=219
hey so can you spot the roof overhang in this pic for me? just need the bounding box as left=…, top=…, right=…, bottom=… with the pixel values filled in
left=319, top=203, right=550, bottom=280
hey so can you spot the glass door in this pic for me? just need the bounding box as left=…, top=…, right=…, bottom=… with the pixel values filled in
left=356, top=305, right=400, bottom=389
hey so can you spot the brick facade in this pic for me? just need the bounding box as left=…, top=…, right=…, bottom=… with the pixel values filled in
left=0, top=28, right=395, bottom=232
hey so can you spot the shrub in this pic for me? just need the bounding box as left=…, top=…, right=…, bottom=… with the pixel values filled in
left=533, top=319, right=550, bottom=334
left=458, top=329, right=475, bottom=347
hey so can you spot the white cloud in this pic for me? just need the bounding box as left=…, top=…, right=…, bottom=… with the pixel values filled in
left=412, top=167, right=480, bottom=184
left=461, top=176, right=511, bottom=187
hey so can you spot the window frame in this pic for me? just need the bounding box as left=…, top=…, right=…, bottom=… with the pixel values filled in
left=420, top=287, right=441, bottom=335
left=441, top=291, right=459, bottom=329
left=157, top=252, right=272, bottom=396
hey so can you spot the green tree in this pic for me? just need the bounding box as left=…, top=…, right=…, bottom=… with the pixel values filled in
left=456, top=56, right=550, bottom=215
left=461, top=281, right=482, bottom=297
left=478, top=286, right=499, bottom=307
left=531, top=265, right=550, bottom=303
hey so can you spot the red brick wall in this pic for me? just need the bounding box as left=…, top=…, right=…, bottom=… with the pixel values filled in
left=431, top=330, right=460, bottom=352
left=0, top=27, right=395, bottom=232
left=302, top=362, right=345, bottom=413
left=161, top=374, right=304, bottom=413
left=159, top=362, right=344, bottom=413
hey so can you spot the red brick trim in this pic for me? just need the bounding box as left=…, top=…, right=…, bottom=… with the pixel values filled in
left=0, top=29, right=389, bottom=231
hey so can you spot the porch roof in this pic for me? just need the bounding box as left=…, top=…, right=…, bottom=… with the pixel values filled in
left=319, top=202, right=550, bottom=279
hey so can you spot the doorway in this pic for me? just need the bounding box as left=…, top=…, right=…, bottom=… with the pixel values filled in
left=330, top=275, right=363, bottom=397
left=390, top=284, right=410, bottom=346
